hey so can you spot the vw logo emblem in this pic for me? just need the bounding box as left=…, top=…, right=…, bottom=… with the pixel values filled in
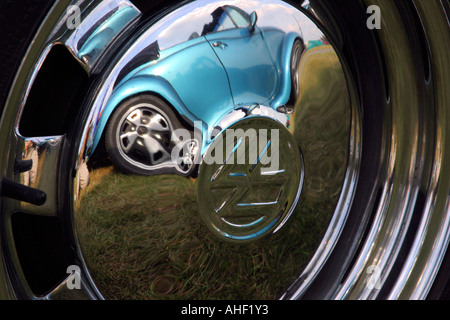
left=197, top=117, right=304, bottom=243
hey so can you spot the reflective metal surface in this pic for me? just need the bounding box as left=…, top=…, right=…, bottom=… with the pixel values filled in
left=15, top=135, right=65, bottom=216
left=386, top=0, right=450, bottom=299
left=86, top=0, right=308, bottom=160
left=1, top=0, right=448, bottom=301
left=70, top=0, right=353, bottom=298
left=57, top=0, right=141, bottom=74
left=197, top=116, right=304, bottom=242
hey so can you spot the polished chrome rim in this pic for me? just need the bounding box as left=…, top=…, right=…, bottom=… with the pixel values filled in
left=0, top=0, right=448, bottom=300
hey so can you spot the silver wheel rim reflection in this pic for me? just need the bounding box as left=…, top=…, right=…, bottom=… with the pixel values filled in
left=116, top=104, right=173, bottom=169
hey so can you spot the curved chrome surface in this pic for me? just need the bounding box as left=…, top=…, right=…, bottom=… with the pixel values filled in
left=82, top=0, right=313, bottom=158
left=332, top=0, right=424, bottom=299
left=387, top=0, right=450, bottom=299
left=318, top=0, right=450, bottom=300
left=0, top=0, right=448, bottom=301
left=56, top=0, right=141, bottom=74
left=69, top=0, right=354, bottom=299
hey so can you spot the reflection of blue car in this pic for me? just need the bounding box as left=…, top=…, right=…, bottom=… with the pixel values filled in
left=93, top=5, right=303, bottom=175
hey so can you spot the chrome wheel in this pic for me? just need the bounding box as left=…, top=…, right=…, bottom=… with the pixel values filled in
left=0, top=0, right=448, bottom=301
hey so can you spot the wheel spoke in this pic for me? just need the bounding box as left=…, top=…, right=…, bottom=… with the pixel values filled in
left=126, top=108, right=142, bottom=127
left=9, top=135, right=65, bottom=217
left=43, top=270, right=97, bottom=300
left=143, top=135, right=170, bottom=164
left=119, top=131, right=139, bottom=153
left=148, top=113, right=170, bottom=132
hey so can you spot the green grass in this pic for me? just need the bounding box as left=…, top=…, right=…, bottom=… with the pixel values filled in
left=75, top=45, right=350, bottom=300
left=76, top=170, right=334, bottom=299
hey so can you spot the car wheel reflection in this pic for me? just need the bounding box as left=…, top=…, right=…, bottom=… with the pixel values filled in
left=105, top=94, right=194, bottom=176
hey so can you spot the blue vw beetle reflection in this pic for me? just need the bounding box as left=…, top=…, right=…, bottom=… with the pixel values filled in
left=91, top=4, right=303, bottom=175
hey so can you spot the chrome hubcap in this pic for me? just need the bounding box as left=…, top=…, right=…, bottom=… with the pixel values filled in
left=198, top=117, right=304, bottom=242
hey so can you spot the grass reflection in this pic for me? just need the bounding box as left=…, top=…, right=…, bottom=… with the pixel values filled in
left=77, top=168, right=334, bottom=299
left=292, top=45, right=350, bottom=202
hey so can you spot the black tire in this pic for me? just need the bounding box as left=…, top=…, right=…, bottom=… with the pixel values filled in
left=0, top=0, right=54, bottom=115
left=104, top=94, right=185, bottom=175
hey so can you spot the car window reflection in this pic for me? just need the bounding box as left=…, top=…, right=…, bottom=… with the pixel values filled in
left=202, top=6, right=250, bottom=36
left=215, top=9, right=235, bottom=31
left=225, top=6, right=250, bottom=28
left=202, top=7, right=233, bottom=35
